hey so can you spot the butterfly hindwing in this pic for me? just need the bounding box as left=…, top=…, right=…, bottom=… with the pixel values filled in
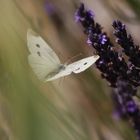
left=28, top=54, right=61, bottom=81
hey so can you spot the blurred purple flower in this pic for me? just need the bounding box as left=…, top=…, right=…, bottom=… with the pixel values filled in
left=44, top=1, right=55, bottom=15
left=87, top=38, right=92, bottom=45
left=44, top=1, right=64, bottom=31
left=126, top=100, right=138, bottom=113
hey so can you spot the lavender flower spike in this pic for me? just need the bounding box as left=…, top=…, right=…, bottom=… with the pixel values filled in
left=75, top=3, right=128, bottom=87
left=113, top=20, right=140, bottom=68
left=113, top=20, right=140, bottom=87
left=76, top=3, right=140, bottom=140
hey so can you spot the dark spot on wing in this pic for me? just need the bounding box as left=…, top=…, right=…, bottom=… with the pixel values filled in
left=37, top=51, right=41, bottom=56
left=36, top=44, right=40, bottom=48
left=84, top=62, right=87, bottom=65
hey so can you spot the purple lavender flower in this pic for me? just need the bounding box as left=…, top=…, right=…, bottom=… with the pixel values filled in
left=114, top=79, right=140, bottom=139
left=87, top=38, right=92, bottom=45
left=75, top=3, right=128, bottom=87
left=113, top=20, right=140, bottom=68
left=75, top=3, right=140, bottom=140
left=112, top=20, right=140, bottom=87
left=126, top=100, right=138, bottom=113
left=99, top=34, right=108, bottom=45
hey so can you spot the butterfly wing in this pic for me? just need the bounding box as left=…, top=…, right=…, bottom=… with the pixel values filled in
left=45, top=65, right=72, bottom=81
left=27, top=29, right=60, bottom=64
left=28, top=54, right=61, bottom=81
left=66, top=55, right=99, bottom=73
left=27, top=29, right=62, bottom=81
left=46, top=55, right=99, bottom=81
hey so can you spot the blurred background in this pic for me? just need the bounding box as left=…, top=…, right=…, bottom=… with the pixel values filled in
left=0, top=0, right=140, bottom=140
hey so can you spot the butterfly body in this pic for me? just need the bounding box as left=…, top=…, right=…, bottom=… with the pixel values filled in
left=27, top=29, right=99, bottom=82
left=45, top=64, right=66, bottom=81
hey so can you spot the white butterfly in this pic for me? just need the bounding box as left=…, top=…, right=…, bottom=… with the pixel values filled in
left=27, top=29, right=99, bottom=82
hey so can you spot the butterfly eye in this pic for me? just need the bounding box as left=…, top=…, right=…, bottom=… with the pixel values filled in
left=37, top=51, right=41, bottom=56
left=84, top=62, right=87, bottom=65
left=36, top=44, right=40, bottom=48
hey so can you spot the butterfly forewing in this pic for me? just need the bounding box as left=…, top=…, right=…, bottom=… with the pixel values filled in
left=27, top=29, right=62, bottom=81
left=27, top=29, right=60, bottom=64
left=66, top=55, right=99, bottom=73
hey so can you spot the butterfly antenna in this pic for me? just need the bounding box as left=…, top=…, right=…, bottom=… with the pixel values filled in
left=65, top=53, right=83, bottom=64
